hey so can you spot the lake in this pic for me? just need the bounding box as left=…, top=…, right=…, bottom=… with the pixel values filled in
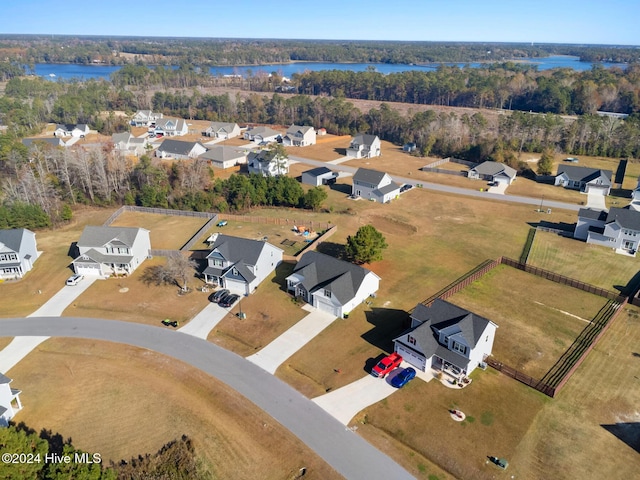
left=33, top=56, right=628, bottom=81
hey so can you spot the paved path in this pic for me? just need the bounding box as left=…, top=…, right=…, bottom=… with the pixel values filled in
left=0, top=336, right=49, bottom=373
left=28, top=277, right=98, bottom=317
left=487, top=182, right=508, bottom=195
left=587, top=190, right=607, bottom=210
left=0, top=317, right=415, bottom=480
left=177, top=302, right=229, bottom=339
left=247, top=306, right=337, bottom=373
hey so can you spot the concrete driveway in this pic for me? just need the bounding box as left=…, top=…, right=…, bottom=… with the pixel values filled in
left=0, top=336, right=49, bottom=373
left=247, top=306, right=337, bottom=373
left=487, top=182, right=508, bottom=194
left=587, top=190, right=607, bottom=210
left=177, top=301, right=230, bottom=339
left=28, top=276, right=98, bottom=317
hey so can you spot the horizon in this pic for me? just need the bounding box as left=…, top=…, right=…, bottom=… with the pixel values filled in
left=3, top=0, right=639, bottom=46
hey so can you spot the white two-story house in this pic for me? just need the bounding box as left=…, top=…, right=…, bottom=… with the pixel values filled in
left=393, top=299, right=498, bottom=379
left=247, top=149, right=289, bottom=177
left=282, top=125, right=316, bottom=147
left=203, top=234, right=283, bottom=295
left=131, top=110, right=163, bottom=127
left=154, top=117, right=189, bottom=137
left=72, top=226, right=151, bottom=277
left=346, top=134, right=381, bottom=159
left=0, top=228, right=39, bottom=280
left=352, top=168, right=401, bottom=203
left=0, top=373, right=22, bottom=427
left=575, top=207, right=640, bottom=255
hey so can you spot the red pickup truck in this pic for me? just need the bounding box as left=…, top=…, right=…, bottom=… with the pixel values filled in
left=372, top=352, right=403, bottom=378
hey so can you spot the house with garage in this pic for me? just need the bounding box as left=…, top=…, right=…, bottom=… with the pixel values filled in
left=112, top=132, right=148, bottom=156
left=282, top=125, right=316, bottom=147
left=0, top=228, right=39, bottom=280
left=393, top=299, right=498, bottom=379
left=131, top=110, right=163, bottom=127
left=285, top=251, right=380, bottom=317
left=199, top=145, right=247, bottom=169
left=352, top=168, right=401, bottom=203
left=301, top=167, right=338, bottom=186
left=72, top=226, right=151, bottom=277
left=243, top=126, right=282, bottom=144
left=203, top=122, right=241, bottom=139
left=346, top=134, right=381, bottom=159
left=0, top=373, right=22, bottom=427
left=155, top=139, right=207, bottom=160
left=247, top=149, right=289, bottom=176
left=554, top=165, right=612, bottom=195
left=203, top=233, right=283, bottom=295
left=574, top=207, right=640, bottom=255
left=154, top=117, right=189, bottom=137
left=54, top=123, right=90, bottom=138
left=468, top=161, right=517, bottom=185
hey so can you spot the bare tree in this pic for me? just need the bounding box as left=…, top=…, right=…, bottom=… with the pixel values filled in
left=166, top=254, right=198, bottom=291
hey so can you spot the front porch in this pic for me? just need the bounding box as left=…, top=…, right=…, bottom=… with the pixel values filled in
left=431, top=356, right=472, bottom=388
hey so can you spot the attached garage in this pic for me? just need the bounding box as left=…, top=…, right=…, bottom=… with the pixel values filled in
left=395, top=344, right=427, bottom=371
left=314, top=296, right=341, bottom=317
left=74, top=262, right=102, bottom=276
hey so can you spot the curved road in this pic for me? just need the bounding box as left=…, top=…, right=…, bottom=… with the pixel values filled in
left=0, top=317, right=415, bottom=480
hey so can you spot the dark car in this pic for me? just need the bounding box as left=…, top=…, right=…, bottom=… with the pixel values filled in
left=219, top=293, right=240, bottom=308
left=211, top=289, right=230, bottom=303
left=400, top=184, right=413, bottom=193
left=390, top=367, right=416, bottom=388
left=161, top=319, right=179, bottom=328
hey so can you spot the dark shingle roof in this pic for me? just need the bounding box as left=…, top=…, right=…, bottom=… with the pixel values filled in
left=557, top=165, right=612, bottom=184
left=578, top=208, right=608, bottom=221
left=374, top=182, right=401, bottom=196
left=471, top=161, right=517, bottom=179
left=351, top=134, right=379, bottom=146
left=77, top=226, right=144, bottom=248
left=605, top=207, right=640, bottom=230
left=303, top=167, right=332, bottom=177
left=0, top=373, right=12, bottom=384
left=207, top=234, right=279, bottom=283
left=353, top=167, right=387, bottom=185
left=0, top=229, right=31, bottom=253
left=158, top=139, right=203, bottom=156
left=200, top=146, right=246, bottom=162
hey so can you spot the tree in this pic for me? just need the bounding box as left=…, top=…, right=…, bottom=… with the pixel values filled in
left=303, top=186, right=328, bottom=211
left=345, top=225, right=388, bottom=264
left=537, top=149, right=555, bottom=175
left=166, top=253, right=198, bottom=291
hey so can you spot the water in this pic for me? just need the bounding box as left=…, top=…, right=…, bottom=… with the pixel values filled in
left=32, top=56, right=628, bottom=81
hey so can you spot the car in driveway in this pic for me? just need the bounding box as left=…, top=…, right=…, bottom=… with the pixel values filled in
left=210, top=289, right=230, bottom=303
left=371, top=352, right=403, bottom=378
left=65, top=274, right=83, bottom=286
left=219, top=293, right=240, bottom=308
left=400, top=184, right=413, bottom=193
left=390, top=367, right=416, bottom=388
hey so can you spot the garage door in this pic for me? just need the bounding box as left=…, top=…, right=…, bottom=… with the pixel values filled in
left=395, top=344, right=427, bottom=371
left=76, top=264, right=101, bottom=276
left=315, top=299, right=340, bottom=317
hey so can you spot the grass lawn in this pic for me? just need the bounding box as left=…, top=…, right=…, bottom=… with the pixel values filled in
left=0, top=207, right=117, bottom=318
left=448, top=265, right=609, bottom=379
left=527, top=230, right=640, bottom=292
left=0, top=338, right=12, bottom=350
left=7, top=338, right=340, bottom=480
left=209, top=263, right=308, bottom=357
left=110, top=211, right=209, bottom=250
left=284, top=135, right=351, bottom=161
left=62, top=256, right=210, bottom=326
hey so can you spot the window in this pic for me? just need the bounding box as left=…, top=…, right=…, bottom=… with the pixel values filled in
left=213, top=259, right=223, bottom=267
left=452, top=342, right=467, bottom=355
left=408, top=335, right=417, bottom=345
left=0, top=253, right=18, bottom=262
left=324, top=289, right=331, bottom=298
left=232, top=268, right=238, bottom=275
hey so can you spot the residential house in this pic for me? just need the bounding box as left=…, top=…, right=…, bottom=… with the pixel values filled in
left=317, top=128, right=327, bottom=136
left=203, top=122, right=241, bottom=139
left=554, top=165, right=612, bottom=195
left=282, top=125, right=316, bottom=147
left=575, top=207, right=640, bottom=255
left=154, top=117, right=189, bottom=137
left=468, top=161, right=517, bottom=185
left=243, top=126, right=281, bottom=144
left=0, top=228, right=39, bottom=280
left=199, top=146, right=247, bottom=169
left=346, top=134, right=381, bottom=159
left=131, top=110, right=163, bottom=127
left=393, top=299, right=498, bottom=378
left=54, top=124, right=89, bottom=138
left=285, top=251, right=380, bottom=317
left=111, top=132, right=148, bottom=156
left=403, top=142, right=417, bottom=153
left=351, top=167, right=401, bottom=203
left=203, top=233, right=283, bottom=295
left=0, top=373, right=22, bottom=427
left=156, top=139, right=207, bottom=160
left=22, top=137, right=66, bottom=148
left=301, top=167, right=337, bottom=186
left=247, top=149, right=289, bottom=176
left=72, top=226, right=151, bottom=277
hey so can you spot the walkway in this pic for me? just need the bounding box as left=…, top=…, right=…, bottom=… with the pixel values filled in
left=247, top=305, right=337, bottom=373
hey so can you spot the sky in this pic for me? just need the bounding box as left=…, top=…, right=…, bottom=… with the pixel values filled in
left=3, top=0, right=639, bottom=46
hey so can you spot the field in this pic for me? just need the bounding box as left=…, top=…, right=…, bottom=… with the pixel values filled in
left=448, top=265, right=609, bottom=378
left=527, top=230, right=640, bottom=292
left=7, top=338, right=340, bottom=480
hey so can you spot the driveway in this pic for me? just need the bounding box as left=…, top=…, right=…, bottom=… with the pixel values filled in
left=0, top=317, right=414, bottom=480
left=247, top=306, right=337, bottom=373
left=586, top=190, right=607, bottom=210
left=487, top=182, right=509, bottom=194
left=0, top=336, right=49, bottom=373
left=177, top=302, right=230, bottom=339
left=28, top=276, right=98, bottom=317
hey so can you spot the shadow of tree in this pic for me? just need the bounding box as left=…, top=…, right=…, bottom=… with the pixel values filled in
left=315, top=241, right=347, bottom=260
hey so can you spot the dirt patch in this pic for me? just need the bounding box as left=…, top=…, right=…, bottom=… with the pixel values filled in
left=365, top=214, right=418, bottom=236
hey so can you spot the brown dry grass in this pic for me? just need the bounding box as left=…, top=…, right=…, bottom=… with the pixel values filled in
left=0, top=338, right=12, bottom=350
left=110, top=211, right=208, bottom=250
left=0, top=207, right=117, bottom=317
left=448, top=265, right=608, bottom=378
left=285, top=135, right=351, bottom=161
left=8, top=338, right=340, bottom=480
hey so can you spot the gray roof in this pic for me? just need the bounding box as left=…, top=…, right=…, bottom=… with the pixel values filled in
left=286, top=125, right=313, bottom=135
left=0, top=373, right=11, bottom=384
left=246, top=126, right=281, bottom=137
left=351, top=134, right=379, bottom=146
left=207, top=234, right=280, bottom=283
left=303, top=166, right=333, bottom=177
left=73, top=248, right=133, bottom=265
left=248, top=149, right=284, bottom=164
left=200, top=146, right=246, bottom=162
left=605, top=207, right=640, bottom=230
left=353, top=167, right=388, bottom=185
left=556, top=165, right=612, bottom=184
left=156, top=117, right=186, bottom=130
left=374, top=182, right=401, bottom=196
left=158, top=139, right=203, bottom=156
left=77, top=226, right=146, bottom=249
left=471, top=161, right=517, bottom=179
left=22, top=137, right=64, bottom=148
left=0, top=229, right=33, bottom=254
left=578, top=208, right=608, bottom=221
left=112, top=132, right=132, bottom=144
left=208, top=122, right=238, bottom=133
left=291, top=251, right=375, bottom=306
left=55, top=123, right=75, bottom=132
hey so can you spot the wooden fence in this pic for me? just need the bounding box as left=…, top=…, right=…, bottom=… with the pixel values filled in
left=420, top=168, right=467, bottom=176
left=484, top=358, right=556, bottom=397
left=180, top=215, right=219, bottom=251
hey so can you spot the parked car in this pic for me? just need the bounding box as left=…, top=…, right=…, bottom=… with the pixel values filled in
left=391, top=367, right=416, bottom=388
left=65, top=274, right=83, bottom=286
left=371, top=352, right=403, bottom=378
left=211, top=289, right=230, bottom=303
left=400, top=184, right=413, bottom=193
left=161, top=318, right=179, bottom=328
left=219, top=293, right=240, bottom=308
left=217, top=220, right=228, bottom=227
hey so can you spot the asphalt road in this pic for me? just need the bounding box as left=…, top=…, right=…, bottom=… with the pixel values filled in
left=288, top=155, right=582, bottom=212
left=0, top=317, right=415, bottom=480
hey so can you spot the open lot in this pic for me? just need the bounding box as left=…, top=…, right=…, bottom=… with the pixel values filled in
left=7, top=338, right=340, bottom=480
left=528, top=230, right=640, bottom=292
left=110, top=210, right=208, bottom=250
left=284, top=134, right=351, bottom=161
left=448, top=264, right=609, bottom=379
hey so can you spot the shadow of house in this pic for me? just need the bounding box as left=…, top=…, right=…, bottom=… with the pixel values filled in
left=328, top=182, right=352, bottom=195
left=527, top=221, right=576, bottom=236
left=602, top=423, right=640, bottom=454
left=615, top=269, right=640, bottom=296
left=271, top=262, right=295, bottom=293
left=334, top=147, right=347, bottom=156
left=361, top=307, right=411, bottom=352
left=67, top=241, right=79, bottom=259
